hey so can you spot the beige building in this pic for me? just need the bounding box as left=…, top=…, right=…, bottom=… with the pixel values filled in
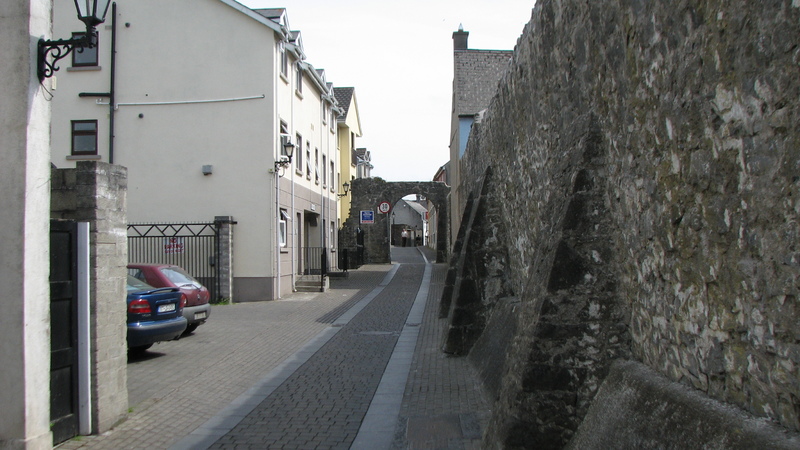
left=333, top=87, right=363, bottom=223
left=51, top=1, right=345, bottom=301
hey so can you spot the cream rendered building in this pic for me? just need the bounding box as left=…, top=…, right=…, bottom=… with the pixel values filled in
left=333, top=87, right=362, bottom=224
left=51, top=1, right=343, bottom=301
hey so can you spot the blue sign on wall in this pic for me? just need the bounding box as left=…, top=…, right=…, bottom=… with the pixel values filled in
left=360, top=210, right=375, bottom=224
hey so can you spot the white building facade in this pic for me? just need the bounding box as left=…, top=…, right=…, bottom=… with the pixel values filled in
left=51, top=0, right=343, bottom=301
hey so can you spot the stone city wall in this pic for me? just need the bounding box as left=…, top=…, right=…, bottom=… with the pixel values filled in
left=452, top=0, right=800, bottom=446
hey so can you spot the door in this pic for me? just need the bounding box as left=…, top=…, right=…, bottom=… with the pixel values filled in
left=50, top=220, right=80, bottom=445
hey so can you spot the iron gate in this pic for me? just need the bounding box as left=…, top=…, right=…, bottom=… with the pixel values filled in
left=127, top=222, right=220, bottom=300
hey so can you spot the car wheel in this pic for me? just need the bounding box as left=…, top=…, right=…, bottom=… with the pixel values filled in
left=184, top=323, right=199, bottom=334
left=129, top=344, right=152, bottom=354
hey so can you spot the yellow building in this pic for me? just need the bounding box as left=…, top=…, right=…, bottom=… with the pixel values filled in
left=334, top=87, right=363, bottom=225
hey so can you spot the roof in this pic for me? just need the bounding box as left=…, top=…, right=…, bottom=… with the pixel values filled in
left=453, top=49, right=513, bottom=116
left=334, top=87, right=354, bottom=120
left=253, top=8, right=285, bottom=22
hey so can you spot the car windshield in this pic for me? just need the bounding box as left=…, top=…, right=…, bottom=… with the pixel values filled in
left=161, top=266, right=201, bottom=288
left=127, top=275, right=154, bottom=292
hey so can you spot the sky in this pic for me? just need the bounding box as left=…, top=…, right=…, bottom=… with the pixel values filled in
left=240, top=0, right=535, bottom=182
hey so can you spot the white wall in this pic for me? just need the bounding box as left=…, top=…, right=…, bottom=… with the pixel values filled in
left=0, top=0, right=54, bottom=447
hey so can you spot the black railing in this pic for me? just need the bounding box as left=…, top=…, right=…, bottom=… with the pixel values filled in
left=127, top=222, right=220, bottom=300
left=301, top=247, right=328, bottom=276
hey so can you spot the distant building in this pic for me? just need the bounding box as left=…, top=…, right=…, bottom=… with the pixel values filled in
left=334, top=87, right=363, bottom=225
left=449, top=26, right=512, bottom=244
left=355, top=148, right=373, bottom=179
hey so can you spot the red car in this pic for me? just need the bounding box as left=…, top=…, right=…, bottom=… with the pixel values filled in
left=127, top=264, right=211, bottom=334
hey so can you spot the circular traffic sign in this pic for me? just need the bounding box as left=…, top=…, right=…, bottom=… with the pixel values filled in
left=378, top=201, right=391, bottom=214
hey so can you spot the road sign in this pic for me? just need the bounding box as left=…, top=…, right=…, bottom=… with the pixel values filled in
left=378, top=201, right=391, bottom=214
left=360, top=210, right=375, bottom=224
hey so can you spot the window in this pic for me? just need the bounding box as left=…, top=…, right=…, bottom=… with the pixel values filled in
left=322, top=155, right=327, bottom=187
left=315, top=149, right=320, bottom=184
left=296, top=62, right=303, bottom=94
left=71, top=120, right=98, bottom=155
left=72, top=32, right=98, bottom=67
left=295, top=133, right=303, bottom=174
left=279, top=209, right=289, bottom=248
left=280, top=121, right=290, bottom=157
left=321, top=101, right=327, bottom=124
left=306, top=144, right=311, bottom=179
left=280, top=43, right=288, bottom=78
left=330, top=161, right=335, bottom=191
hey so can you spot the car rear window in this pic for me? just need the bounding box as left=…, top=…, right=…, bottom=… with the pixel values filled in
left=126, top=275, right=154, bottom=292
left=161, top=267, right=200, bottom=288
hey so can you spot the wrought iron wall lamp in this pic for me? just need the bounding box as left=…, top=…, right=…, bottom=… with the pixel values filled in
left=275, top=140, right=295, bottom=172
left=38, top=0, right=112, bottom=81
left=338, top=182, right=350, bottom=197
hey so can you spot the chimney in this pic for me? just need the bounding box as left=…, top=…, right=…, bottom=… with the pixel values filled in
left=453, top=23, right=468, bottom=50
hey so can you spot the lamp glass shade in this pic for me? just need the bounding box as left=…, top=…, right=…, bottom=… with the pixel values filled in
left=342, top=182, right=350, bottom=194
left=283, top=142, right=295, bottom=159
left=74, top=0, right=111, bottom=27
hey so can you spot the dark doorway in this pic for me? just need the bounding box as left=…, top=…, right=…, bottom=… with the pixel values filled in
left=50, top=220, right=79, bottom=445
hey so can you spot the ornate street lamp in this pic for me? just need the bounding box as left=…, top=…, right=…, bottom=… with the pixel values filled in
left=338, top=182, right=350, bottom=198
left=38, top=0, right=112, bottom=81
left=275, top=139, right=295, bottom=171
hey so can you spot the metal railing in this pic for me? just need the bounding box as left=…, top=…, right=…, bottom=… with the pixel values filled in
left=127, top=222, right=220, bottom=300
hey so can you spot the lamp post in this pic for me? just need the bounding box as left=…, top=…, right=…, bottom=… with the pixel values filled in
left=38, top=0, right=112, bottom=81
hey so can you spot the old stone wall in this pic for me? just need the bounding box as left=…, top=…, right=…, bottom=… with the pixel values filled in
left=454, top=0, right=800, bottom=446
left=51, top=161, right=129, bottom=433
left=341, top=178, right=450, bottom=263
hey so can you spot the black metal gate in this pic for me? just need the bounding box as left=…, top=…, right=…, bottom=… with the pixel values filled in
left=50, top=220, right=79, bottom=445
left=127, top=222, right=220, bottom=300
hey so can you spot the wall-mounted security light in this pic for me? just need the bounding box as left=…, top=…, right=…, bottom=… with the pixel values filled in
left=38, top=0, right=112, bottom=81
left=202, top=165, right=213, bottom=176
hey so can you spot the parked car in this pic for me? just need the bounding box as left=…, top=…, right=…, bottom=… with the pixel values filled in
left=126, top=275, right=187, bottom=353
left=128, top=264, right=211, bottom=334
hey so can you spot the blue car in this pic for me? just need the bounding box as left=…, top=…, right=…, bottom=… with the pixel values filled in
left=126, top=275, right=187, bottom=353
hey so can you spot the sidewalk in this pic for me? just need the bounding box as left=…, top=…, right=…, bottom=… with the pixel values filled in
left=58, top=246, right=490, bottom=449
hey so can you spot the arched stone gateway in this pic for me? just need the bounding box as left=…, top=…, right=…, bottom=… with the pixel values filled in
left=339, top=178, right=450, bottom=264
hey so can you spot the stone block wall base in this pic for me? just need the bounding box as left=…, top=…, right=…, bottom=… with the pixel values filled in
left=567, top=360, right=800, bottom=449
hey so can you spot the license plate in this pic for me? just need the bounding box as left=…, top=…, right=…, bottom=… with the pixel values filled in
left=194, top=311, right=207, bottom=320
left=158, top=303, right=176, bottom=313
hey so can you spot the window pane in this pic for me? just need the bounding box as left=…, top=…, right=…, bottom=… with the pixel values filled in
left=72, top=135, right=96, bottom=153
left=71, top=120, right=97, bottom=155
left=72, top=33, right=98, bottom=66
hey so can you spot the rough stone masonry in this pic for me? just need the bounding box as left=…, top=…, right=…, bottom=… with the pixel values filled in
left=447, top=0, right=800, bottom=447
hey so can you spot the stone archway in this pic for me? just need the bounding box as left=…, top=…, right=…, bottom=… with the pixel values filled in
left=339, top=178, right=450, bottom=264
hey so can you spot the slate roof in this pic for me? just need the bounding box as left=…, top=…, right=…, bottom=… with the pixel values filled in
left=453, top=49, right=513, bottom=116
left=333, top=87, right=354, bottom=121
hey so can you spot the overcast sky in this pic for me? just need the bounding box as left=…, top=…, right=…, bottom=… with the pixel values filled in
left=240, top=0, right=535, bottom=182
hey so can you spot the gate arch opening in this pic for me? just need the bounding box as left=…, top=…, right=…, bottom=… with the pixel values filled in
left=339, top=178, right=450, bottom=264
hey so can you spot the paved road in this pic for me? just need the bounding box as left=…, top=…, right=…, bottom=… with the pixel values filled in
left=58, top=246, right=489, bottom=449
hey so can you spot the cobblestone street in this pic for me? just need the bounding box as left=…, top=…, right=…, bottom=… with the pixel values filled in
left=57, top=246, right=489, bottom=449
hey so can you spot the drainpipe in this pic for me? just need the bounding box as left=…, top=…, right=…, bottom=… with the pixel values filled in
left=108, top=3, right=116, bottom=163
